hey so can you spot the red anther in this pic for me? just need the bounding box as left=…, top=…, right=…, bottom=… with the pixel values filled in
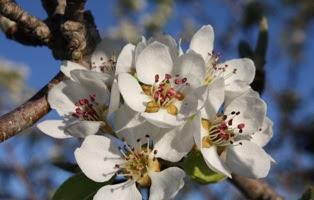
left=228, top=119, right=233, bottom=126
left=165, top=74, right=172, bottom=79
left=181, top=77, right=187, bottom=83
left=72, top=113, right=79, bottom=118
left=175, top=92, right=184, bottom=101
left=154, top=91, right=161, bottom=100
left=75, top=107, right=82, bottom=114
left=155, top=74, right=159, bottom=83
left=174, top=79, right=182, bottom=84
left=237, top=123, right=245, bottom=129
left=219, top=123, right=227, bottom=130
left=167, top=88, right=176, bottom=97
left=79, top=98, right=89, bottom=105
left=89, top=94, right=96, bottom=102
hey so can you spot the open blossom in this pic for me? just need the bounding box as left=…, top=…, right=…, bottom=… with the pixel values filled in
left=194, top=89, right=274, bottom=178
left=117, top=40, right=215, bottom=128
left=37, top=69, right=115, bottom=138
left=75, top=133, right=185, bottom=200
left=188, top=25, right=256, bottom=104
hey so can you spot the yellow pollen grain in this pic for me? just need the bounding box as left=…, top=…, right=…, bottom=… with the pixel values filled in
left=145, top=100, right=160, bottom=113
left=201, top=119, right=211, bottom=130
left=141, top=85, right=152, bottom=96
left=202, top=136, right=212, bottom=148
left=166, top=104, right=178, bottom=116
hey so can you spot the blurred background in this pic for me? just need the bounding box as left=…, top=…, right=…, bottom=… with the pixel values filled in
left=0, top=0, right=314, bottom=199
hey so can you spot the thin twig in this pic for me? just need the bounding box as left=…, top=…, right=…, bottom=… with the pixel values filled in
left=229, top=174, right=284, bottom=200
left=0, top=0, right=51, bottom=43
left=0, top=72, right=65, bottom=142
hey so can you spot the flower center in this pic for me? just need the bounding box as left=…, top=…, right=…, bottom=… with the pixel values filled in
left=203, top=51, right=237, bottom=85
left=72, top=94, right=112, bottom=132
left=202, top=111, right=245, bottom=147
left=115, top=136, right=160, bottom=187
left=142, top=74, right=187, bottom=116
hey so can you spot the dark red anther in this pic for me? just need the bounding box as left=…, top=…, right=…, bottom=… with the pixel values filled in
left=165, top=74, right=172, bottom=79
left=181, top=77, right=187, bottom=83
left=175, top=92, right=184, bottom=101
left=237, top=123, right=245, bottom=129
left=174, top=79, right=182, bottom=84
left=228, top=119, right=233, bottom=126
left=89, top=94, right=96, bottom=102
left=167, top=88, right=176, bottom=97
left=155, top=74, right=159, bottom=83
left=75, top=107, right=82, bottom=114
left=72, top=113, right=79, bottom=118
left=79, top=98, right=89, bottom=105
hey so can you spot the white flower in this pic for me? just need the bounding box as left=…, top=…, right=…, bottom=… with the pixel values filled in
left=189, top=25, right=256, bottom=104
left=194, top=89, right=273, bottom=178
left=74, top=133, right=185, bottom=200
left=117, top=40, right=211, bottom=128
left=37, top=70, right=115, bottom=138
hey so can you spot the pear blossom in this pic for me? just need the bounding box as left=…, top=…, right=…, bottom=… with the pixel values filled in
left=194, top=89, right=274, bottom=178
left=117, top=40, right=217, bottom=128
left=74, top=133, right=186, bottom=200
left=37, top=69, right=114, bottom=138
left=189, top=25, right=256, bottom=104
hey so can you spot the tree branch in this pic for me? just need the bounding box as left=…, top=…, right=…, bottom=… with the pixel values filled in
left=229, top=174, right=284, bottom=200
left=0, top=72, right=65, bottom=142
left=0, top=0, right=51, bottom=44
left=64, top=0, right=87, bottom=21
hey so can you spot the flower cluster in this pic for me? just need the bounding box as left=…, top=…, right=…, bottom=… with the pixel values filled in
left=37, top=25, right=274, bottom=200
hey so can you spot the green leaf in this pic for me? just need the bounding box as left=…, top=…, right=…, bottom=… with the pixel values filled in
left=180, top=150, right=226, bottom=185
left=299, top=186, right=314, bottom=200
left=52, top=173, right=112, bottom=200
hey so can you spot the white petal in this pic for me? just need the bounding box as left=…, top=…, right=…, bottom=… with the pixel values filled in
left=70, top=70, right=111, bottom=105
left=224, top=80, right=251, bottom=106
left=149, top=167, right=185, bottom=200
left=225, top=89, right=266, bottom=133
left=74, top=135, right=123, bottom=182
left=36, top=120, right=72, bottom=139
left=60, top=61, right=86, bottom=80
left=154, top=118, right=197, bottom=162
left=159, top=122, right=194, bottom=158
left=201, top=146, right=232, bottom=178
left=65, top=121, right=102, bottom=137
left=114, top=104, right=145, bottom=133
left=134, top=37, right=147, bottom=62
left=91, top=38, right=124, bottom=72
left=148, top=34, right=178, bottom=60
left=226, top=140, right=271, bottom=178
left=250, top=117, right=273, bottom=147
left=189, top=25, right=214, bottom=61
left=118, top=121, right=162, bottom=149
left=141, top=109, right=184, bottom=128
left=192, top=113, right=204, bottom=148
left=178, top=38, right=184, bottom=56
left=94, top=180, right=141, bottom=200
left=115, top=43, right=135, bottom=75
left=173, top=51, right=206, bottom=88
left=48, top=80, right=76, bottom=116
left=118, top=73, right=150, bottom=112
left=179, top=85, right=208, bottom=119
left=219, top=58, right=255, bottom=85
left=108, top=79, right=121, bottom=117
left=136, top=41, right=173, bottom=85
left=202, top=78, right=224, bottom=120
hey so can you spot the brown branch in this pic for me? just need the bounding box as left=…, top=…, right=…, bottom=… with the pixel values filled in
left=229, top=174, right=284, bottom=200
left=0, top=72, right=65, bottom=142
left=0, top=15, right=48, bottom=46
left=65, top=0, right=87, bottom=21
left=0, top=0, right=51, bottom=44
left=41, top=0, right=66, bottom=16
